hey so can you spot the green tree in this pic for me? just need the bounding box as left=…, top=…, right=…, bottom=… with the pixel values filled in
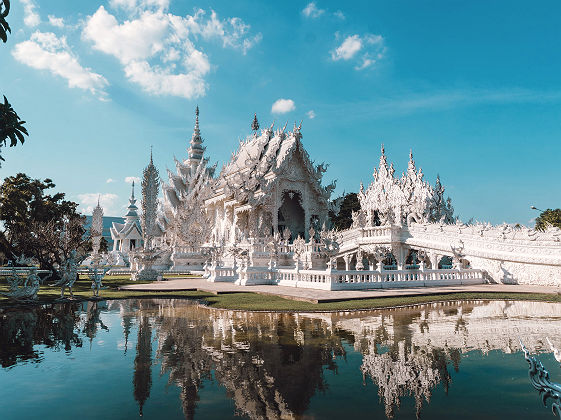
left=329, top=193, right=361, bottom=231
left=0, top=96, right=28, bottom=161
left=0, top=0, right=10, bottom=43
left=85, top=236, right=109, bottom=254
left=0, top=173, right=86, bottom=272
left=1, top=1, right=28, bottom=164
left=535, top=209, right=561, bottom=231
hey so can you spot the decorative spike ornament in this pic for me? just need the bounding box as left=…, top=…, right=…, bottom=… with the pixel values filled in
left=251, top=113, right=260, bottom=133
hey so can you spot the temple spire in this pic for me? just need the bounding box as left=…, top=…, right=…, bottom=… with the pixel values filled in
left=186, top=106, right=204, bottom=171
left=131, top=181, right=135, bottom=201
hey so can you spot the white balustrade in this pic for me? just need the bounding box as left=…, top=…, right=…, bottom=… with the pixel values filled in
left=213, top=264, right=486, bottom=290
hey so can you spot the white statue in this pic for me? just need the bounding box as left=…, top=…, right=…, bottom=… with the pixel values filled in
left=88, top=265, right=110, bottom=297
left=2, top=266, right=42, bottom=301
left=52, top=250, right=79, bottom=298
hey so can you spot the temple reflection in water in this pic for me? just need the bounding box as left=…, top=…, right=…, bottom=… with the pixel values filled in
left=1, top=299, right=560, bottom=419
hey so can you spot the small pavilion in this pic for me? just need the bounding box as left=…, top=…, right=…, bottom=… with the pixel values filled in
left=110, top=182, right=143, bottom=254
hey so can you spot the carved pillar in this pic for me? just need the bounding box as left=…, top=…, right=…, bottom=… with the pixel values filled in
left=430, top=253, right=439, bottom=270
left=394, top=246, right=405, bottom=270
left=343, top=254, right=350, bottom=271
left=304, top=208, right=310, bottom=241
left=272, top=188, right=279, bottom=233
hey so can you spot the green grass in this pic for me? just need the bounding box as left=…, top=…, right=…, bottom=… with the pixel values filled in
left=0, top=274, right=213, bottom=303
left=201, top=291, right=561, bottom=312
left=1, top=274, right=561, bottom=311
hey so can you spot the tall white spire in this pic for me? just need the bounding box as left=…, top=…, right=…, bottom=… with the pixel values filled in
left=186, top=106, right=204, bottom=171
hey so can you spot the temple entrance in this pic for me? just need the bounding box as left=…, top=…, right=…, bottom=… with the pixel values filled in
left=277, top=190, right=305, bottom=241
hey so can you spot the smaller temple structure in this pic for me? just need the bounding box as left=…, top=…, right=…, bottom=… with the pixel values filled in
left=110, top=182, right=143, bottom=264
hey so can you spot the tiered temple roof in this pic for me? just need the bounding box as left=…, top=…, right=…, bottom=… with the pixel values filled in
left=208, top=123, right=335, bottom=206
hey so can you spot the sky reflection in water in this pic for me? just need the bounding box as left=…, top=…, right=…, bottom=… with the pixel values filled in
left=1, top=299, right=560, bottom=419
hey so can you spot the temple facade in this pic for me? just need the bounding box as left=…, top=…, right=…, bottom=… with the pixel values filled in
left=114, top=108, right=561, bottom=287
left=109, top=182, right=143, bottom=265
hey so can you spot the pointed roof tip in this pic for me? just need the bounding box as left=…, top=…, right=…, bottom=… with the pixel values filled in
left=251, top=112, right=260, bottom=132
left=195, top=105, right=199, bottom=116
left=381, top=143, right=385, bottom=154
left=409, top=148, right=413, bottom=160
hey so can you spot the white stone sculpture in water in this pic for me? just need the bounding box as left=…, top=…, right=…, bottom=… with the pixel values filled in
left=520, top=339, right=561, bottom=416
left=52, top=250, right=79, bottom=298
left=2, top=266, right=42, bottom=301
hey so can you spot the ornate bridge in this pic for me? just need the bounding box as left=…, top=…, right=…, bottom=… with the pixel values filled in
left=334, top=222, right=561, bottom=286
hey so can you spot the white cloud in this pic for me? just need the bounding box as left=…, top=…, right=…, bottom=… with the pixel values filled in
left=307, top=110, right=316, bottom=119
left=271, top=98, right=295, bottom=114
left=106, top=178, right=115, bottom=183
left=82, top=5, right=261, bottom=99
left=12, top=31, right=109, bottom=99
left=334, top=10, right=345, bottom=20
left=331, top=33, right=385, bottom=70
left=125, top=176, right=141, bottom=184
left=48, top=15, right=64, bottom=28
left=20, top=0, right=40, bottom=27
left=110, top=0, right=170, bottom=11
left=78, top=193, right=119, bottom=215
left=302, top=2, right=325, bottom=19
left=331, top=34, right=362, bottom=60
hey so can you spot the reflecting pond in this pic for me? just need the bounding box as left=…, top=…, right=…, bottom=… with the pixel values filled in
left=1, top=298, right=561, bottom=419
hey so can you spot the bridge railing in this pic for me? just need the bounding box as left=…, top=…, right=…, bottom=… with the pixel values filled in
left=272, top=267, right=486, bottom=290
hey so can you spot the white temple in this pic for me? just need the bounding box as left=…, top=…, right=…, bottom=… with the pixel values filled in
left=120, top=108, right=561, bottom=287
left=110, top=182, right=143, bottom=264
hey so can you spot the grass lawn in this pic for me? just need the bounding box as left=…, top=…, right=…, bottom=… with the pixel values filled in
left=2, top=273, right=561, bottom=312
left=200, top=291, right=561, bottom=312
left=0, top=274, right=212, bottom=303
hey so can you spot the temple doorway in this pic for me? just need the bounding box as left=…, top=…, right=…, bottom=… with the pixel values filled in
left=278, top=190, right=305, bottom=240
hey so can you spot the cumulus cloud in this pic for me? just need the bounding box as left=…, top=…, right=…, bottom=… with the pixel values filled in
left=106, top=178, right=115, bottom=183
left=331, top=33, right=385, bottom=70
left=331, top=34, right=362, bottom=60
left=48, top=15, right=64, bottom=28
left=302, top=2, right=325, bottom=19
left=110, top=0, right=170, bottom=11
left=271, top=98, right=295, bottom=114
left=12, top=31, right=109, bottom=99
left=82, top=5, right=261, bottom=99
left=78, top=193, right=119, bottom=215
left=125, top=176, right=141, bottom=184
left=20, top=0, right=40, bottom=27
left=306, top=110, right=316, bottom=119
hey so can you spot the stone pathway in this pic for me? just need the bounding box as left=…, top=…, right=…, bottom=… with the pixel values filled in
left=120, top=277, right=561, bottom=304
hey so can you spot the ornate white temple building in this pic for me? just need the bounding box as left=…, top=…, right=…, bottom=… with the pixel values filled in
left=110, top=182, right=143, bottom=264
left=117, top=108, right=561, bottom=287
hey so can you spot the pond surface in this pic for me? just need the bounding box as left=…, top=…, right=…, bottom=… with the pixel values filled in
left=1, top=298, right=560, bottom=419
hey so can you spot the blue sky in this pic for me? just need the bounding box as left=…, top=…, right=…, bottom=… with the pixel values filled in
left=1, top=0, right=560, bottom=225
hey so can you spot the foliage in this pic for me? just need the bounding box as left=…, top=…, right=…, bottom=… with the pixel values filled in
left=0, top=95, right=28, bottom=164
left=1, top=2, right=28, bottom=165
left=0, top=0, right=10, bottom=43
left=535, top=209, right=561, bottom=231
left=0, top=173, right=87, bottom=272
left=329, top=192, right=361, bottom=230
left=84, top=236, right=109, bottom=254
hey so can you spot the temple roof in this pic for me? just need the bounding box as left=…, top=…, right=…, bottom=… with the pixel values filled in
left=210, top=124, right=335, bottom=206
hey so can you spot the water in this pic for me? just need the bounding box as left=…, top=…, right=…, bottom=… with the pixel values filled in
left=1, top=298, right=560, bottom=419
